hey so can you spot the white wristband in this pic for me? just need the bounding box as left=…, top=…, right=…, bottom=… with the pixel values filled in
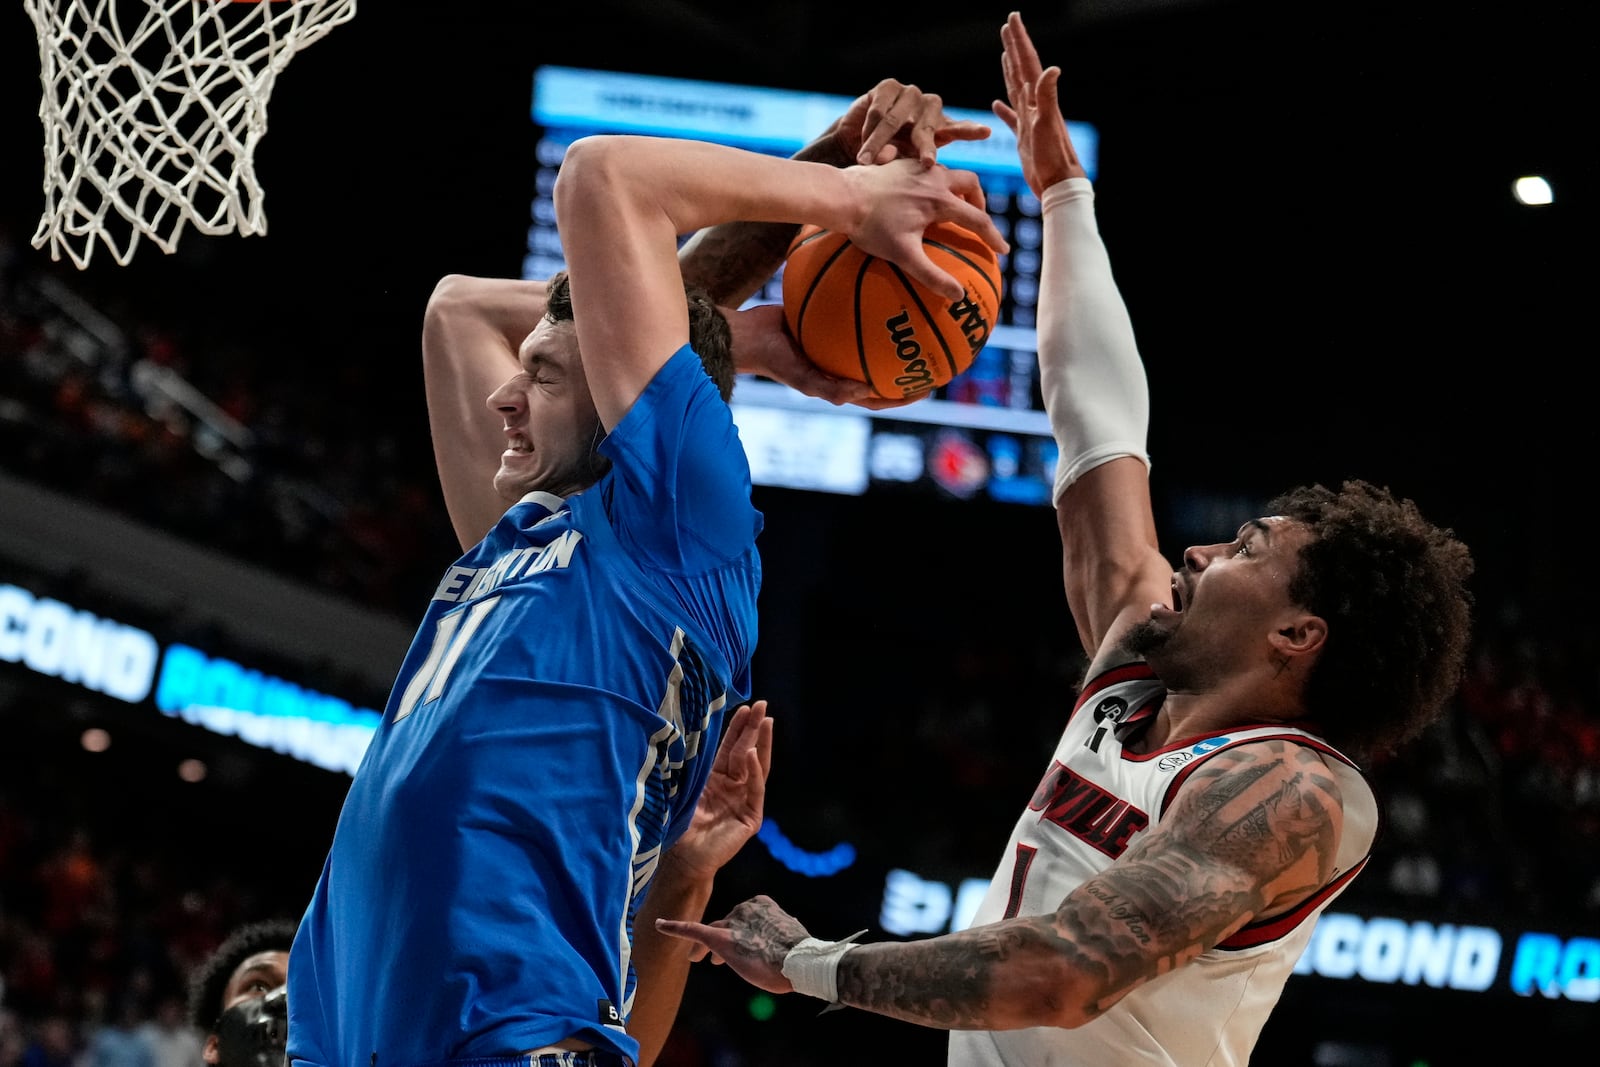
left=781, top=931, right=865, bottom=1002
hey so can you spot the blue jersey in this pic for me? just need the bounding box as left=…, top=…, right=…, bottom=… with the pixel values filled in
left=286, top=347, right=762, bottom=1067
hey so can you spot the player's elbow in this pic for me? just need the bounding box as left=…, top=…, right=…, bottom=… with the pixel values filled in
left=552, top=136, right=627, bottom=220
left=421, top=275, right=478, bottom=369
left=425, top=274, right=478, bottom=320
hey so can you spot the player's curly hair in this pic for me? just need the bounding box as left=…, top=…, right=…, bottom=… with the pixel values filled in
left=1269, top=479, right=1475, bottom=762
left=186, top=918, right=298, bottom=1031
left=543, top=270, right=735, bottom=401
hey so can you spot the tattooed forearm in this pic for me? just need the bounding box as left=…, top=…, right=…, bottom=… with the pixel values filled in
left=837, top=918, right=1104, bottom=1030
left=821, top=743, right=1348, bottom=1032
left=834, top=852, right=1243, bottom=1032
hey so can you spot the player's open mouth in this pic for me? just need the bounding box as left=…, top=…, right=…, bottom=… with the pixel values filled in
left=1170, top=578, right=1185, bottom=612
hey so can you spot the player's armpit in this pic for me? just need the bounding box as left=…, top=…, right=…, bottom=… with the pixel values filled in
left=1042, top=740, right=1345, bottom=1017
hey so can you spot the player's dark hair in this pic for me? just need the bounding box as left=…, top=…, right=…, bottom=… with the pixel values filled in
left=186, top=918, right=298, bottom=1032
left=1269, top=479, right=1475, bottom=762
left=543, top=270, right=736, bottom=401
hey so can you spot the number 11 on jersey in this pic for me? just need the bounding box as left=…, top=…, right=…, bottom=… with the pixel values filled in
left=393, top=596, right=501, bottom=723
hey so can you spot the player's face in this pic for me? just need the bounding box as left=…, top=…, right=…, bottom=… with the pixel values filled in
left=487, top=319, right=607, bottom=501
left=207, top=984, right=287, bottom=1067
left=221, top=950, right=290, bottom=1013
left=1130, top=516, right=1314, bottom=685
left=203, top=950, right=288, bottom=1066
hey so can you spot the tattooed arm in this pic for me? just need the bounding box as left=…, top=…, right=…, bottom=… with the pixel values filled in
left=658, top=739, right=1344, bottom=1030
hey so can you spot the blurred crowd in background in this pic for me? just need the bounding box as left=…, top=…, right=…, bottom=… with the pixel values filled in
left=3, top=226, right=1598, bottom=1063
left=0, top=227, right=445, bottom=621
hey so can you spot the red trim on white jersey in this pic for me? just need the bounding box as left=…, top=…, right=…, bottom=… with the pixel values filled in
left=1218, top=860, right=1370, bottom=950
left=955, top=661, right=1380, bottom=1065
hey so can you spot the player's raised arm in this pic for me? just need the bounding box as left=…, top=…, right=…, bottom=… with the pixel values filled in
left=420, top=275, right=552, bottom=550
left=551, top=134, right=1006, bottom=431
left=676, top=78, right=993, bottom=411
left=678, top=77, right=991, bottom=309
left=994, top=11, right=1170, bottom=663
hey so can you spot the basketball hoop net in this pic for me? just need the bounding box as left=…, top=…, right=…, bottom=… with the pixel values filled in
left=23, top=0, right=356, bottom=268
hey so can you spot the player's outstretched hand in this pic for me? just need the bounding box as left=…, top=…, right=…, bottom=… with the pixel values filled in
left=844, top=159, right=1008, bottom=302
left=728, top=304, right=922, bottom=411
left=992, top=11, right=1086, bottom=196
left=656, top=894, right=813, bottom=994
left=665, top=701, right=774, bottom=897
left=837, top=78, right=992, bottom=168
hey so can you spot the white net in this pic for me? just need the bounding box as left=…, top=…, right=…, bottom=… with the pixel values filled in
left=24, top=0, right=357, bottom=269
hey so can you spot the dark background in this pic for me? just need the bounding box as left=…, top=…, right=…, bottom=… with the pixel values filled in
left=1, top=1, right=1594, bottom=1064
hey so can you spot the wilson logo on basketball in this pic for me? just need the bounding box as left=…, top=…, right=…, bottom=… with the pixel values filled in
left=947, top=294, right=991, bottom=351
left=781, top=220, right=1005, bottom=400
left=884, top=311, right=936, bottom=393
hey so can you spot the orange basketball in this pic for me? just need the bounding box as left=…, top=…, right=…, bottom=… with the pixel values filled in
left=781, top=220, right=1004, bottom=401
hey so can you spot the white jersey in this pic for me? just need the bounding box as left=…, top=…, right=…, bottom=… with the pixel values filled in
left=949, top=662, right=1378, bottom=1067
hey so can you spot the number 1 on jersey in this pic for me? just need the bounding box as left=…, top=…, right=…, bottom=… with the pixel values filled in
left=393, top=596, right=501, bottom=723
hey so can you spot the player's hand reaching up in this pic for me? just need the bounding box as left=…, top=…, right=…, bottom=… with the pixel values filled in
left=992, top=11, right=1087, bottom=196
left=838, top=77, right=993, bottom=168
left=663, top=700, right=773, bottom=893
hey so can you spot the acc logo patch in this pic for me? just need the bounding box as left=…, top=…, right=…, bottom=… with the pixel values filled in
left=1157, top=750, right=1194, bottom=772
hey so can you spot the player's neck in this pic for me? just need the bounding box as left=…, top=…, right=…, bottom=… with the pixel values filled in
left=1143, top=686, right=1303, bottom=751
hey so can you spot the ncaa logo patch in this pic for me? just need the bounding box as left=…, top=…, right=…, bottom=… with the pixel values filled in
left=1192, top=736, right=1232, bottom=753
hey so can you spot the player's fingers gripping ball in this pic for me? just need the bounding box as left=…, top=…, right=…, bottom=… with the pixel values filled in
left=782, top=220, right=1004, bottom=401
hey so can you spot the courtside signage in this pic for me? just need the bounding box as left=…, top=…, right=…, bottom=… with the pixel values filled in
left=0, top=582, right=379, bottom=774
left=1294, top=912, right=1600, bottom=1001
